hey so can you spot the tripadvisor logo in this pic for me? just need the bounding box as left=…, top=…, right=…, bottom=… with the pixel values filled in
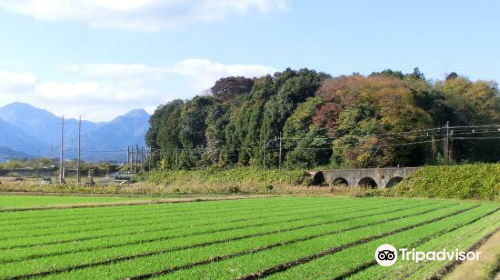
left=375, top=244, right=482, bottom=267
left=375, top=244, right=398, bottom=266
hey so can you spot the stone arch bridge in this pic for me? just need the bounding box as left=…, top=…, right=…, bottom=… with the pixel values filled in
left=309, top=167, right=420, bottom=189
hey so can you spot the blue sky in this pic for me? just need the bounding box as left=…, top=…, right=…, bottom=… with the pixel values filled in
left=0, top=0, right=498, bottom=121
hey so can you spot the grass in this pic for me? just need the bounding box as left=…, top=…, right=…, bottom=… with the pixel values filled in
left=0, top=196, right=497, bottom=280
left=391, top=163, right=500, bottom=200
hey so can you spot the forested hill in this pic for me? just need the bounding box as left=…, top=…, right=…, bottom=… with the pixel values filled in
left=146, top=68, right=500, bottom=170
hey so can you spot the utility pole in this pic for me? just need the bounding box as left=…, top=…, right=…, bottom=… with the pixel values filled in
left=59, top=116, right=65, bottom=184
left=135, top=145, right=139, bottom=173
left=76, top=116, right=81, bottom=185
left=141, top=147, right=145, bottom=171
left=148, top=148, right=151, bottom=172
left=142, top=147, right=146, bottom=171
left=37, top=147, right=40, bottom=177
left=139, top=147, right=143, bottom=171
left=127, top=146, right=130, bottom=173
left=262, top=140, right=266, bottom=170
left=278, top=132, right=282, bottom=170
left=131, top=147, right=135, bottom=173
left=444, top=121, right=450, bottom=165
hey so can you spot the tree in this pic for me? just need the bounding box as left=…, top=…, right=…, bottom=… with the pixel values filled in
left=177, top=96, right=213, bottom=168
left=317, top=75, right=432, bottom=168
left=205, top=104, right=230, bottom=166
left=282, top=97, right=330, bottom=168
left=148, top=68, right=499, bottom=170
left=210, top=76, right=254, bottom=101
left=156, top=100, right=184, bottom=169
left=437, top=77, right=500, bottom=162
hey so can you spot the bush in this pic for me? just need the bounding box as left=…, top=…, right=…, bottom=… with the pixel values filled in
left=146, top=168, right=310, bottom=187
left=228, top=186, right=240, bottom=194
left=265, top=185, right=274, bottom=192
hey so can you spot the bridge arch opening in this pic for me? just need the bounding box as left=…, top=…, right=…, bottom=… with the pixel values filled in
left=311, top=172, right=325, bottom=185
left=332, top=177, right=349, bottom=187
left=358, top=177, right=377, bottom=188
left=386, top=176, right=404, bottom=188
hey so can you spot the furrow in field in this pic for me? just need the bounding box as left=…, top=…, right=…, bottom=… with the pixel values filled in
left=0, top=197, right=320, bottom=232
left=0, top=197, right=396, bottom=250
left=0, top=199, right=425, bottom=263
left=323, top=207, right=500, bottom=280
left=0, top=196, right=277, bottom=213
left=76, top=203, right=467, bottom=280
left=31, top=202, right=460, bottom=280
left=0, top=201, right=450, bottom=279
left=0, top=197, right=272, bottom=222
left=0, top=197, right=349, bottom=241
left=131, top=204, right=475, bottom=280
left=399, top=221, right=500, bottom=279
left=342, top=209, right=500, bottom=280
left=0, top=196, right=313, bottom=226
left=231, top=205, right=480, bottom=280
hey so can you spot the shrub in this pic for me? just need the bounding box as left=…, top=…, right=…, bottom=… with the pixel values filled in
left=228, top=186, right=240, bottom=194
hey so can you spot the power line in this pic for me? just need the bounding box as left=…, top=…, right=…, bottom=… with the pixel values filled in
left=452, top=136, right=500, bottom=140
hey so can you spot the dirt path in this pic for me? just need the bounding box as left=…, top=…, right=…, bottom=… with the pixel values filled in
left=444, top=229, right=500, bottom=280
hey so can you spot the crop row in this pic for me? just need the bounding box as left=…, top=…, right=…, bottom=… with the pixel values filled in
left=0, top=197, right=359, bottom=240
left=151, top=205, right=476, bottom=280
left=0, top=197, right=403, bottom=249
left=0, top=196, right=325, bottom=230
left=0, top=196, right=329, bottom=225
left=0, top=199, right=430, bottom=263
left=262, top=205, right=499, bottom=280
left=0, top=196, right=142, bottom=210
left=397, top=218, right=499, bottom=280
left=348, top=210, right=499, bottom=280
left=1, top=201, right=466, bottom=280
left=0, top=200, right=442, bottom=278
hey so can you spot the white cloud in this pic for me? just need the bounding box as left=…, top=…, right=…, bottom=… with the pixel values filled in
left=0, top=70, right=38, bottom=93
left=67, top=59, right=277, bottom=91
left=170, top=58, right=277, bottom=91
left=31, top=80, right=166, bottom=121
left=0, top=59, right=276, bottom=121
left=0, top=0, right=289, bottom=31
left=62, top=64, right=168, bottom=79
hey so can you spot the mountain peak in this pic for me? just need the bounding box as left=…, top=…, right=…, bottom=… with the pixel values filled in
left=0, top=102, right=150, bottom=161
left=124, top=109, right=149, bottom=118
left=2, top=102, right=39, bottom=110
left=0, top=102, right=58, bottom=122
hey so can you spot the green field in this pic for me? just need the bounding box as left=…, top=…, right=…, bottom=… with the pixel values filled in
left=0, top=196, right=498, bottom=280
left=0, top=195, right=145, bottom=209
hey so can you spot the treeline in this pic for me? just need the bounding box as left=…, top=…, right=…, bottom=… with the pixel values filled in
left=146, top=68, right=500, bottom=170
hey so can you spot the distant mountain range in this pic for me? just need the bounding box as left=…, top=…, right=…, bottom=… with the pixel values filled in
left=0, top=102, right=150, bottom=162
